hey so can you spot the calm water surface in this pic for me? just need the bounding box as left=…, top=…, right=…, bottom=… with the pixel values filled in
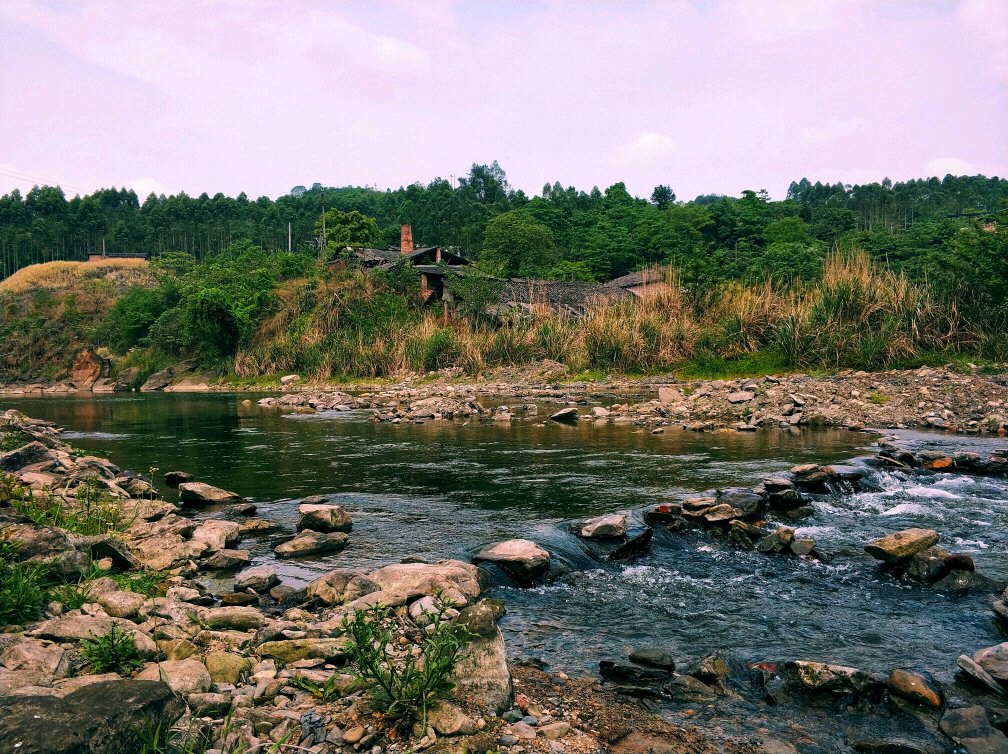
left=8, top=393, right=1007, bottom=681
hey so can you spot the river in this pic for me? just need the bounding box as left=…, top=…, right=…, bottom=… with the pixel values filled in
left=7, top=393, right=1007, bottom=686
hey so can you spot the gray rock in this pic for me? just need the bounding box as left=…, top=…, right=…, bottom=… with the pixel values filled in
left=472, top=539, right=550, bottom=585
left=0, top=441, right=51, bottom=472
left=629, top=647, right=676, bottom=670
left=234, top=565, right=280, bottom=592
left=296, top=503, right=352, bottom=533
left=549, top=407, right=579, bottom=423
left=0, top=680, right=183, bottom=754
left=940, top=706, right=1008, bottom=753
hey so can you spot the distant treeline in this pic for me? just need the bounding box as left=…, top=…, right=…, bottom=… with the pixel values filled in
left=0, top=164, right=1005, bottom=293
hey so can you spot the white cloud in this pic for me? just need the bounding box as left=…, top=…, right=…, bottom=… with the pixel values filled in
left=126, top=176, right=173, bottom=198
left=925, top=157, right=985, bottom=177
left=801, top=117, right=867, bottom=145
left=719, top=0, right=862, bottom=40
left=618, top=131, right=675, bottom=164
left=957, top=0, right=1008, bottom=77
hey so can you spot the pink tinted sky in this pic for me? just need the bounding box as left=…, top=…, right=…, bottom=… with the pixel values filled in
left=1, top=0, right=1006, bottom=201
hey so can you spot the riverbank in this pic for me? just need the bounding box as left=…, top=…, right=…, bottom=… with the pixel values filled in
left=5, top=362, right=1008, bottom=436
left=2, top=408, right=1007, bottom=753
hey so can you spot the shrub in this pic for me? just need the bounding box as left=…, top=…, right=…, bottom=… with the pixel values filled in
left=0, top=542, right=48, bottom=626
left=12, top=478, right=136, bottom=536
left=81, top=623, right=143, bottom=674
left=341, top=597, right=472, bottom=732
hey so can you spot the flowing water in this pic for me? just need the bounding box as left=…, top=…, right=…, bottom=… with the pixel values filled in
left=8, top=394, right=1008, bottom=685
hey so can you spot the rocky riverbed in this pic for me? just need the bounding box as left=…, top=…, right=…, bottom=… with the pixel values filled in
left=1, top=408, right=1008, bottom=753
left=258, top=366, right=1008, bottom=436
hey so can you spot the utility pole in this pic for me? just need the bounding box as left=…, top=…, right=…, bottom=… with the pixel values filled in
left=288, top=222, right=291, bottom=253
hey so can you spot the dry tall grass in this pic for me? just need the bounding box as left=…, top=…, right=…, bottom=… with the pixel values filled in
left=237, top=250, right=973, bottom=379
left=0, top=259, right=153, bottom=293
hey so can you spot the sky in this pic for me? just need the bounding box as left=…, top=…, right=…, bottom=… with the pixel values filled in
left=1, top=0, right=1006, bottom=202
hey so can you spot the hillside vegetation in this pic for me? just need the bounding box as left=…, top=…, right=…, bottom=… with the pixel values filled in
left=0, top=167, right=1005, bottom=384
left=0, top=260, right=154, bottom=380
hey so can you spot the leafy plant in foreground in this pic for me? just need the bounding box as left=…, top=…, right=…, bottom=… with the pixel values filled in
left=289, top=672, right=345, bottom=703
left=0, top=542, right=48, bottom=626
left=341, top=594, right=473, bottom=732
left=81, top=623, right=143, bottom=674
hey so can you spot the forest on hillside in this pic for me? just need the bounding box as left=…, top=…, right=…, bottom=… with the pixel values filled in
left=1, top=164, right=1006, bottom=383
left=1, top=164, right=1005, bottom=294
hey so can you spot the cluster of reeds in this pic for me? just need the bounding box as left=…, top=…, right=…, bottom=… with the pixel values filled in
left=235, top=251, right=985, bottom=379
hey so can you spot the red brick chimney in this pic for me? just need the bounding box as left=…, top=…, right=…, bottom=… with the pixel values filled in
left=400, top=224, right=414, bottom=255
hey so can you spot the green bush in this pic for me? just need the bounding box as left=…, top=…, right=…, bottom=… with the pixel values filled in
left=12, top=478, right=136, bottom=536
left=341, top=598, right=472, bottom=732
left=81, top=623, right=143, bottom=674
left=421, top=328, right=462, bottom=372
left=0, top=542, right=48, bottom=626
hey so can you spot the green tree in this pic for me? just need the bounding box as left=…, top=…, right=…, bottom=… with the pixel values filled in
left=315, top=209, right=382, bottom=255
left=481, top=210, right=557, bottom=277
left=650, top=185, right=676, bottom=209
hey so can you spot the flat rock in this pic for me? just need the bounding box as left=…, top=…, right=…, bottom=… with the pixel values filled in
left=957, top=654, right=1006, bottom=696
left=472, top=539, right=551, bottom=585
left=202, top=549, right=251, bottom=570
left=727, top=391, right=755, bottom=404
left=369, top=560, right=482, bottom=607
left=0, top=680, right=183, bottom=754
left=177, top=482, right=240, bottom=505
left=273, top=530, right=349, bottom=559
left=865, top=528, right=940, bottom=564
left=255, top=638, right=348, bottom=663
left=629, top=647, right=676, bottom=670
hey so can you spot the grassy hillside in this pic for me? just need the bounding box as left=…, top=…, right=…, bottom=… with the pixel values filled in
left=0, top=260, right=154, bottom=381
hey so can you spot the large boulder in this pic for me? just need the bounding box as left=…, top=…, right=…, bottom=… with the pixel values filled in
left=940, top=706, right=1008, bottom=753
left=369, top=560, right=482, bottom=608
left=70, top=350, right=108, bottom=390
left=452, top=603, right=513, bottom=714
left=29, top=612, right=156, bottom=657
left=191, top=519, right=241, bottom=552
left=234, top=565, right=280, bottom=592
left=472, top=540, right=550, bottom=585
left=296, top=502, right=352, bottom=533
left=578, top=514, right=628, bottom=540
left=273, top=530, right=349, bottom=559
left=177, top=482, right=240, bottom=506
left=306, top=569, right=379, bottom=606
left=204, top=651, right=251, bottom=685
left=0, top=680, right=183, bottom=754
left=974, top=643, right=1008, bottom=687
left=0, top=638, right=70, bottom=694
left=864, top=528, right=940, bottom=564
left=0, top=441, right=52, bottom=473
